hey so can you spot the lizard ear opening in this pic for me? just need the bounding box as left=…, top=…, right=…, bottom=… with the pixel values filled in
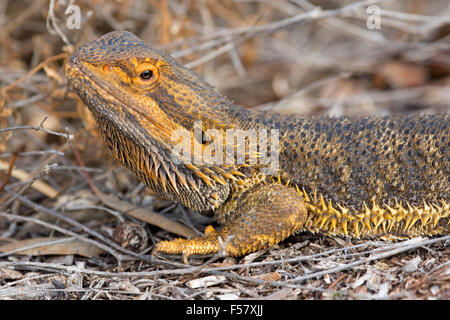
left=102, top=64, right=111, bottom=73
left=132, top=63, right=159, bottom=88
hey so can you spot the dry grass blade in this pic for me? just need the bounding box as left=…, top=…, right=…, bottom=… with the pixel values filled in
left=288, top=236, right=450, bottom=283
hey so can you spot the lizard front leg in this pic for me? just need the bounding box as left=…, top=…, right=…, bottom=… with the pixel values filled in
left=154, top=183, right=306, bottom=262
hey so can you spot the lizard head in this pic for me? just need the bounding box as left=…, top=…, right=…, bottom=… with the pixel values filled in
left=66, top=31, right=254, bottom=212
left=66, top=30, right=238, bottom=141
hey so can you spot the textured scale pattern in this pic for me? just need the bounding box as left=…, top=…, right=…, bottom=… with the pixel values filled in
left=277, top=115, right=448, bottom=207
left=66, top=31, right=449, bottom=261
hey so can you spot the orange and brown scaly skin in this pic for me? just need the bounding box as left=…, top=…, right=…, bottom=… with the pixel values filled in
left=66, top=31, right=449, bottom=262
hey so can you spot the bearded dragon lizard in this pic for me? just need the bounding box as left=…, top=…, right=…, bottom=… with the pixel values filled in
left=66, top=31, right=449, bottom=261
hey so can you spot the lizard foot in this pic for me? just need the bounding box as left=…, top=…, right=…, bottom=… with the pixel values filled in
left=153, top=225, right=224, bottom=263
left=154, top=183, right=307, bottom=262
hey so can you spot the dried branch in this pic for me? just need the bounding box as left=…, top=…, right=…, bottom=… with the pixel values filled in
left=0, top=118, right=74, bottom=141
left=288, top=236, right=450, bottom=283
left=0, top=163, right=59, bottom=203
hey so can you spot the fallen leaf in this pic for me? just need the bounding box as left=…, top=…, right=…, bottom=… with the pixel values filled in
left=217, top=293, right=240, bottom=300
left=402, top=256, right=422, bottom=273
left=185, top=275, right=227, bottom=288
left=264, top=288, right=296, bottom=300
left=251, top=272, right=281, bottom=282
left=0, top=267, right=23, bottom=280
left=377, top=61, right=428, bottom=88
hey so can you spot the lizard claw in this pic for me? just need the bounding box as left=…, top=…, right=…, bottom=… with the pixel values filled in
left=153, top=225, right=222, bottom=263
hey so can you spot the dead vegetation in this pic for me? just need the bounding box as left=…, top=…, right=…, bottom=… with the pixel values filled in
left=0, top=0, right=449, bottom=300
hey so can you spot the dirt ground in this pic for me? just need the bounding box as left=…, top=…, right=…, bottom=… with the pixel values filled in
left=0, top=0, right=449, bottom=300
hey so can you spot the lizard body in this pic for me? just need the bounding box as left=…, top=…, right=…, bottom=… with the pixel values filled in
left=66, top=31, right=449, bottom=260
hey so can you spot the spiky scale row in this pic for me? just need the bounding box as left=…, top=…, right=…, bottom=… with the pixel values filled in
left=104, top=124, right=250, bottom=202
left=295, top=187, right=449, bottom=238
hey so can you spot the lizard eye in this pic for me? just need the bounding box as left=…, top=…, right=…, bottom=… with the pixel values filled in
left=139, top=70, right=153, bottom=80
left=132, top=63, right=159, bottom=88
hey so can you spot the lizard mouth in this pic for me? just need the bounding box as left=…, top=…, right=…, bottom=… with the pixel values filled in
left=66, top=54, right=171, bottom=138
